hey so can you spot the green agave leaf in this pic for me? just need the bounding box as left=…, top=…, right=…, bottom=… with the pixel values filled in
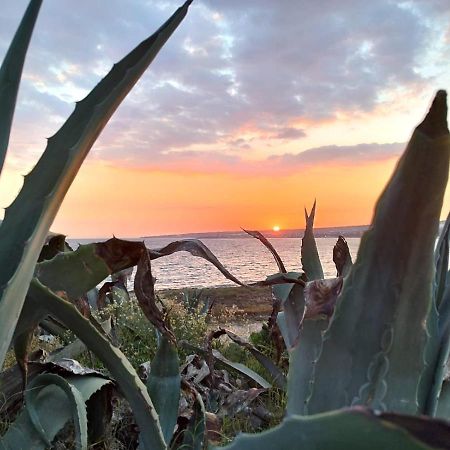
left=34, top=237, right=244, bottom=303
left=180, top=341, right=271, bottom=389
left=243, top=229, right=287, bottom=273
left=215, top=328, right=287, bottom=390
left=425, top=278, right=450, bottom=416
left=436, top=379, right=450, bottom=420
left=271, top=272, right=306, bottom=349
left=38, top=233, right=72, bottom=262
left=0, top=374, right=110, bottom=450
left=434, top=212, right=450, bottom=309
left=286, top=318, right=328, bottom=416
left=0, top=0, right=42, bottom=173
left=212, top=349, right=271, bottom=389
left=214, top=408, right=450, bottom=450
left=276, top=312, right=289, bottom=348
left=0, top=0, right=192, bottom=368
left=27, top=279, right=166, bottom=450
left=147, top=336, right=181, bottom=445
left=182, top=383, right=206, bottom=450
left=25, top=373, right=88, bottom=450
left=308, top=92, right=450, bottom=415
left=301, top=200, right=324, bottom=281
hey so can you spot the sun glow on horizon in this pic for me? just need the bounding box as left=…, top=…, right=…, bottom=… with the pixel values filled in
left=273, top=225, right=281, bottom=232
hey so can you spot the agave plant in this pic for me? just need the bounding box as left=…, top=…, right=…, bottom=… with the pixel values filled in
left=215, top=92, right=450, bottom=448
left=2, top=1, right=450, bottom=449
left=0, top=1, right=199, bottom=448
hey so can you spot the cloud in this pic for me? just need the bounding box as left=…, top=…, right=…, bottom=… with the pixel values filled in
left=0, top=0, right=447, bottom=172
left=115, top=141, right=405, bottom=176
left=266, top=142, right=404, bottom=169
left=273, top=127, right=307, bottom=140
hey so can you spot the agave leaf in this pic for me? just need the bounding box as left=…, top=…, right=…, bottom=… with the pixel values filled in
left=333, top=236, right=353, bottom=277
left=276, top=312, right=290, bottom=348
left=301, top=201, right=324, bottom=281
left=425, top=278, right=450, bottom=415
left=271, top=272, right=306, bottom=349
left=212, top=349, right=271, bottom=389
left=182, top=382, right=206, bottom=450
left=35, top=239, right=143, bottom=300
left=180, top=341, right=271, bottom=389
left=303, top=277, right=343, bottom=319
left=0, top=373, right=111, bottom=450
left=0, top=324, right=112, bottom=415
left=211, top=328, right=286, bottom=390
left=214, top=407, right=450, bottom=450
left=0, top=0, right=42, bottom=172
left=149, top=239, right=244, bottom=286
left=147, top=336, right=181, bottom=444
left=243, top=229, right=287, bottom=273
left=285, top=279, right=342, bottom=414
left=308, top=91, right=450, bottom=415
left=25, top=373, right=88, bottom=450
left=38, top=233, right=71, bottom=262
left=436, top=379, right=450, bottom=420
left=27, top=279, right=166, bottom=450
left=134, top=248, right=176, bottom=342
left=435, top=213, right=450, bottom=309
left=0, top=1, right=192, bottom=368
left=420, top=301, right=441, bottom=416
left=34, top=237, right=244, bottom=303
left=286, top=319, right=328, bottom=416
left=282, top=277, right=341, bottom=415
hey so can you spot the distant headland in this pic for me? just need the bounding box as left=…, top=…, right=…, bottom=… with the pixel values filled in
left=142, top=224, right=370, bottom=240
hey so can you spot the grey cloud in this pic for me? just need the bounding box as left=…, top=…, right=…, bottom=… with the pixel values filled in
left=273, top=127, right=306, bottom=140
left=267, top=143, right=404, bottom=168
left=0, top=1, right=446, bottom=170
left=122, top=141, right=405, bottom=175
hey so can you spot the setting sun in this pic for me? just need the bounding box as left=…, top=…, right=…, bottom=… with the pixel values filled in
left=273, top=225, right=281, bottom=232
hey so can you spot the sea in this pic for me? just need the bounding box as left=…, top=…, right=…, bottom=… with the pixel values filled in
left=68, top=236, right=361, bottom=290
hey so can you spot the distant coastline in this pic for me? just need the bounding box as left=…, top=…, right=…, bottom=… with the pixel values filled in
left=142, top=224, right=370, bottom=240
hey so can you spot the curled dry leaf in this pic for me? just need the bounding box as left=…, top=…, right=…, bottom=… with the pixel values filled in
left=149, top=239, right=244, bottom=286
left=304, top=277, right=343, bottom=319
left=133, top=246, right=175, bottom=343
left=333, top=236, right=353, bottom=277
left=243, top=229, right=287, bottom=273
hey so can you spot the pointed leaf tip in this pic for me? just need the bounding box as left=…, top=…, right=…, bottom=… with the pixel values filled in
left=418, top=90, right=448, bottom=138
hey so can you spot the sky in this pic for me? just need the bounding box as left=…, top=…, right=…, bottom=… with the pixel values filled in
left=0, top=0, right=449, bottom=238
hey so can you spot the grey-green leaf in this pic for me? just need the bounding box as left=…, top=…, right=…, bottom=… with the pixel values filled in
left=0, top=0, right=42, bottom=173
left=0, top=0, right=192, bottom=368
left=435, top=212, right=450, bottom=309
left=301, top=200, right=324, bottom=281
left=27, top=279, right=166, bottom=450
left=147, top=336, right=181, bottom=445
left=212, top=349, right=271, bottom=389
left=214, top=408, right=450, bottom=450
left=308, top=91, right=450, bottom=415
left=182, top=384, right=207, bottom=450
left=0, top=374, right=110, bottom=450
left=287, top=318, right=328, bottom=416
left=271, top=272, right=306, bottom=349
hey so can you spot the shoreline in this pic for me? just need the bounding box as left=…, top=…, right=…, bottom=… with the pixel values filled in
left=157, top=285, right=273, bottom=317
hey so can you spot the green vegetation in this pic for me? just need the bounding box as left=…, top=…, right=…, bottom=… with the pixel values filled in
left=1, top=1, right=450, bottom=449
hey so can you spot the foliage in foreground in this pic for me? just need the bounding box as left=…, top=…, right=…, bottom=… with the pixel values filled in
left=1, top=1, right=450, bottom=449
